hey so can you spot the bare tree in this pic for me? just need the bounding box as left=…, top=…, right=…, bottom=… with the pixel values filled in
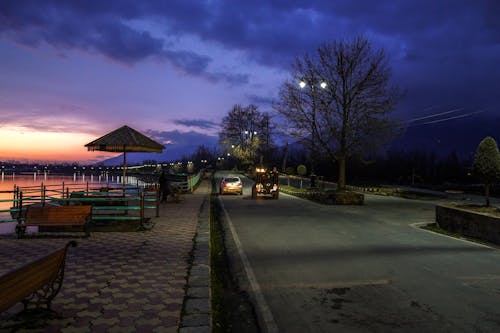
left=275, top=36, right=399, bottom=191
left=219, top=104, right=273, bottom=168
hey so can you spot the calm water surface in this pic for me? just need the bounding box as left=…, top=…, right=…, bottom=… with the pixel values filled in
left=0, top=172, right=119, bottom=233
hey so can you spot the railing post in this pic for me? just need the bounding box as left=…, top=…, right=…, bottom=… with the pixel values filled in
left=156, top=188, right=160, bottom=217
left=17, top=192, right=23, bottom=223
left=66, top=188, right=70, bottom=205
left=42, top=185, right=46, bottom=206
left=140, top=191, right=145, bottom=223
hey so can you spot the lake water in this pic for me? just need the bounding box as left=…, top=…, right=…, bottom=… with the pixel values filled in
left=0, top=172, right=120, bottom=234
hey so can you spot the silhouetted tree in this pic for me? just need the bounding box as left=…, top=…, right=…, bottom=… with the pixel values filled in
left=275, top=36, right=399, bottom=191
left=219, top=104, right=274, bottom=169
left=473, top=136, right=500, bottom=206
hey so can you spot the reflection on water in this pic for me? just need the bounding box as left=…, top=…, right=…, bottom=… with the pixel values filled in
left=0, top=173, right=122, bottom=234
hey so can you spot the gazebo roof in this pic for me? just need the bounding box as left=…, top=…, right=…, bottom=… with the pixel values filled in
left=85, top=125, right=164, bottom=153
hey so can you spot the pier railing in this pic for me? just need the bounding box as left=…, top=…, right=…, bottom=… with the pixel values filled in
left=1, top=171, right=205, bottom=227
left=2, top=182, right=160, bottom=227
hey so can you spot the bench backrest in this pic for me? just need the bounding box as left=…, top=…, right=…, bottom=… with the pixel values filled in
left=25, top=205, right=92, bottom=226
left=0, top=241, right=77, bottom=312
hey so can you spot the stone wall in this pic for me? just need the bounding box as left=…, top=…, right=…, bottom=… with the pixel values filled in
left=436, top=205, right=500, bottom=245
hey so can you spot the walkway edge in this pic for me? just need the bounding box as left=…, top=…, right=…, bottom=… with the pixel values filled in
left=179, top=180, right=211, bottom=333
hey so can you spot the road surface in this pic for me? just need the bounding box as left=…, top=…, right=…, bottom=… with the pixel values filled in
left=216, top=171, right=500, bottom=333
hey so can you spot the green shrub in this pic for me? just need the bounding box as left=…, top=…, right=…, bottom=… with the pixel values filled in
left=285, top=166, right=295, bottom=175
left=474, top=136, right=500, bottom=206
left=297, top=164, right=307, bottom=176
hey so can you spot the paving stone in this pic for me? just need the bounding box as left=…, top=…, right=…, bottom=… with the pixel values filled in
left=143, top=304, right=166, bottom=312
left=60, top=325, right=92, bottom=333
left=89, top=324, right=110, bottom=333
left=0, top=180, right=211, bottom=332
left=184, top=298, right=210, bottom=314
left=181, top=313, right=210, bottom=327
left=136, top=324, right=156, bottom=332
left=179, top=326, right=210, bottom=333
left=152, top=326, right=178, bottom=333
left=187, top=287, right=209, bottom=298
left=118, top=310, right=143, bottom=318
left=76, top=291, right=100, bottom=298
left=102, top=303, right=128, bottom=311
left=76, top=310, right=101, bottom=318
left=91, top=317, right=120, bottom=326
left=108, top=325, right=136, bottom=333
left=187, top=275, right=208, bottom=287
left=136, top=317, right=162, bottom=326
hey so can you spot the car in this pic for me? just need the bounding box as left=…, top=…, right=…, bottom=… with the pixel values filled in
left=251, top=167, right=279, bottom=199
left=220, top=176, right=243, bottom=195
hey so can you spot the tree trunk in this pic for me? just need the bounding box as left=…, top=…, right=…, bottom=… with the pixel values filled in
left=338, top=156, right=346, bottom=191
left=485, top=183, right=490, bottom=207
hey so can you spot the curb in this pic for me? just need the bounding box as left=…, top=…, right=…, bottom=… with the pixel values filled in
left=179, top=184, right=211, bottom=332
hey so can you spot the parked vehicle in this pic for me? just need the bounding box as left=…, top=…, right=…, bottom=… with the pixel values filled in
left=220, top=176, right=243, bottom=195
left=252, top=167, right=279, bottom=199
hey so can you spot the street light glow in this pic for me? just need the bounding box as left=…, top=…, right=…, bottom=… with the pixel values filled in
left=320, top=81, right=327, bottom=89
left=299, top=81, right=307, bottom=88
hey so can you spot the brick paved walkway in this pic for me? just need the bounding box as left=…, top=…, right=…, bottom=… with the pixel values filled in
left=0, top=180, right=211, bottom=333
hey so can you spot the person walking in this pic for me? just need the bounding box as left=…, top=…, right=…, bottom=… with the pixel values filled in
left=159, top=170, right=170, bottom=203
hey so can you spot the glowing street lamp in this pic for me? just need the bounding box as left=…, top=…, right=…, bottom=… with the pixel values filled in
left=299, top=78, right=328, bottom=187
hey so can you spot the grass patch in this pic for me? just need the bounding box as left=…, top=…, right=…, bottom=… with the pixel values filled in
left=452, top=204, right=500, bottom=217
left=280, top=185, right=316, bottom=193
left=210, top=181, right=228, bottom=332
left=210, top=178, right=260, bottom=332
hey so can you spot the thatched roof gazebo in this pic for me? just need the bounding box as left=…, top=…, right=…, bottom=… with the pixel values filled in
left=85, top=125, right=164, bottom=188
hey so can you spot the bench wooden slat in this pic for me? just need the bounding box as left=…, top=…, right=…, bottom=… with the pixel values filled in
left=25, top=206, right=92, bottom=226
left=0, top=241, right=76, bottom=313
left=18, top=206, right=92, bottom=238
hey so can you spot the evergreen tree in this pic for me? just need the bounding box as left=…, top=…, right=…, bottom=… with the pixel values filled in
left=473, top=136, right=500, bottom=206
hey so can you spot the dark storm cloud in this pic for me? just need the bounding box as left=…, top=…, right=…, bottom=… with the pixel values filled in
left=247, top=94, right=275, bottom=107
left=1, top=1, right=500, bottom=117
left=2, top=1, right=500, bottom=66
left=173, top=119, right=219, bottom=131
left=163, top=49, right=211, bottom=75
left=146, top=129, right=216, bottom=145
left=0, top=0, right=248, bottom=85
left=164, top=49, right=249, bottom=85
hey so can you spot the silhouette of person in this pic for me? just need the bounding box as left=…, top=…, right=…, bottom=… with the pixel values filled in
left=159, top=170, right=170, bottom=203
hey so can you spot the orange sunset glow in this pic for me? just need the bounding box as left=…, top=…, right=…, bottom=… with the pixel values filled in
left=0, top=127, right=117, bottom=162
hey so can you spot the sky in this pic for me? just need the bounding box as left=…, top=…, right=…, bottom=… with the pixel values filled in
left=0, top=1, right=499, bottom=163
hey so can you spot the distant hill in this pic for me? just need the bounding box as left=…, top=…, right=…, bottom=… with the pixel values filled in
left=99, top=144, right=202, bottom=166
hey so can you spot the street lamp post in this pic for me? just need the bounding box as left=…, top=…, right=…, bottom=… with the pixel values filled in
left=299, top=78, right=327, bottom=188
left=243, top=130, right=258, bottom=166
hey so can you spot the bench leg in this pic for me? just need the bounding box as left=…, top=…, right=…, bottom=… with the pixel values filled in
left=21, top=241, right=76, bottom=311
left=15, top=224, right=26, bottom=239
left=22, top=264, right=64, bottom=310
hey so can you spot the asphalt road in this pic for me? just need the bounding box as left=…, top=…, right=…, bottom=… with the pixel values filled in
left=216, top=171, right=500, bottom=333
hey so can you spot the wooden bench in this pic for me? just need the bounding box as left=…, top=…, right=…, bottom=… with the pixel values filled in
left=0, top=241, right=77, bottom=313
left=16, top=205, right=92, bottom=238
